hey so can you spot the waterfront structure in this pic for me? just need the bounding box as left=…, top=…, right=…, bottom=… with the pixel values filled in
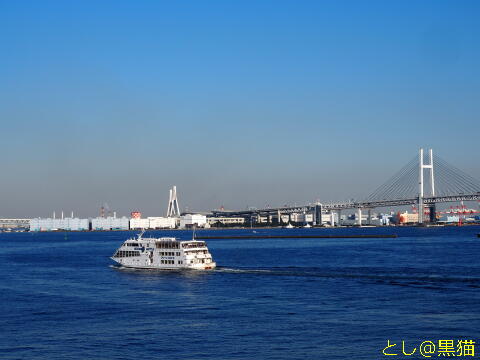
left=1, top=219, right=30, bottom=230
left=22, top=149, right=480, bottom=231
left=256, top=216, right=269, bottom=224
left=148, top=217, right=177, bottom=229
left=398, top=212, right=419, bottom=224
left=207, top=217, right=245, bottom=226
left=290, top=213, right=313, bottom=223
left=374, top=214, right=392, bottom=226
left=212, top=149, right=480, bottom=226
left=167, top=186, right=181, bottom=217
left=30, top=217, right=89, bottom=231
left=279, top=213, right=335, bottom=225
left=179, top=214, right=207, bottom=228
left=65, top=217, right=90, bottom=231
left=129, top=217, right=150, bottom=229
left=91, top=216, right=129, bottom=231
left=128, top=217, right=177, bottom=229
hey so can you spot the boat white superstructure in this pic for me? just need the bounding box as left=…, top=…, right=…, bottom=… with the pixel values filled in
left=111, top=232, right=216, bottom=270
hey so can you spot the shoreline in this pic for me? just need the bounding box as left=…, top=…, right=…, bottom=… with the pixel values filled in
left=2, top=223, right=480, bottom=234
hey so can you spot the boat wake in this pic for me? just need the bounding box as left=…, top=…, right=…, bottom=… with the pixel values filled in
left=109, top=264, right=480, bottom=290
left=214, top=266, right=480, bottom=289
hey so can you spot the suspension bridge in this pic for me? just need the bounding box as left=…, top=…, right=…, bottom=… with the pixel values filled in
left=212, top=149, right=480, bottom=225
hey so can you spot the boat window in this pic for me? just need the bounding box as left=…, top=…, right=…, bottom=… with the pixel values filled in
left=113, top=250, right=140, bottom=258
left=155, top=240, right=178, bottom=249
left=180, top=242, right=206, bottom=249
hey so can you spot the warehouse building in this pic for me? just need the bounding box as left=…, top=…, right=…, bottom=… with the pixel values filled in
left=30, top=217, right=89, bottom=231
left=179, top=214, right=207, bottom=228
left=91, top=216, right=129, bottom=231
left=129, top=217, right=177, bottom=229
left=207, top=217, right=245, bottom=226
left=148, top=217, right=177, bottom=229
left=129, top=218, right=150, bottom=229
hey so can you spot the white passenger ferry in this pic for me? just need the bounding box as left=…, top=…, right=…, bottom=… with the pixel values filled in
left=111, top=231, right=216, bottom=270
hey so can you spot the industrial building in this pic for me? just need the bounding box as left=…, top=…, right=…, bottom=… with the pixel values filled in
left=1, top=219, right=30, bottom=230
left=179, top=214, right=207, bottom=228
left=207, top=217, right=245, bottom=226
left=91, top=216, right=129, bottom=231
left=289, top=213, right=314, bottom=223
left=129, top=218, right=150, bottom=229
left=148, top=217, right=177, bottom=229
left=397, top=212, right=419, bottom=224
left=129, top=217, right=177, bottom=229
left=30, top=217, right=89, bottom=231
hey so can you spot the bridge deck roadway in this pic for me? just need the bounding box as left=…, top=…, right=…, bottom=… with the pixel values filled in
left=212, top=193, right=480, bottom=217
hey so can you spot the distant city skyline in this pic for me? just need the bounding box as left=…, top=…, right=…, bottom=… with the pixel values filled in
left=1, top=1, right=479, bottom=218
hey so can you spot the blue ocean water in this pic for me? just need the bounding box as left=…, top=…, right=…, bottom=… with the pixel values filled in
left=1, top=226, right=480, bottom=360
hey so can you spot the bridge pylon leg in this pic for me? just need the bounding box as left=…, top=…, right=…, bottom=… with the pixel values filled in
left=418, top=148, right=434, bottom=225
left=429, top=204, right=436, bottom=223
left=418, top=197, right=424, bottom=224
left=314, top=204, right=322, bottom=226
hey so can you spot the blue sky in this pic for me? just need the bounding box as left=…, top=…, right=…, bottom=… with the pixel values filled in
left=1, top=0, right=479, bottom=217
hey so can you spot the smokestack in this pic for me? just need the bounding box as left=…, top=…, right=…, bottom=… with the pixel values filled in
left=61, top=211, right=64, bottom=220
left=53, top=211, right=56, bottom=219
left=71, top=211, right=74, bottom=218
left=113, top=211, right=116, bottom=218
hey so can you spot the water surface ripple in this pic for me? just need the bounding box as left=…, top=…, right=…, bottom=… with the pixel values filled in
left=1, top=226, right=480, bottom=359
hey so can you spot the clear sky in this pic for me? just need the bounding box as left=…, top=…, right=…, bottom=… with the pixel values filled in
left=1, top=0, right=479, bottom=218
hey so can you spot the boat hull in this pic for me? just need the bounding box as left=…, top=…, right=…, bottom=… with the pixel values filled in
left=111, top=257, right=216, bottom=270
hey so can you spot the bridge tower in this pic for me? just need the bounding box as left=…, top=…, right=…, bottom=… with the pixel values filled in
left=167, top=186, right=181, bottom=217
left=418, top=148, right=435, bottom=224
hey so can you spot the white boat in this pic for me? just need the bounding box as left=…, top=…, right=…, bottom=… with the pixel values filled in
left=111, top=231, right=216, bottom=270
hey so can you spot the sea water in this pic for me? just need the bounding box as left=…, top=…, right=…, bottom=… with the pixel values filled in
left=1, top=226, right=479, bottom=359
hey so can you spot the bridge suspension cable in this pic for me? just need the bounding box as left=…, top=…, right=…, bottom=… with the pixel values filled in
left=366, top=152, right=480, bottom=202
